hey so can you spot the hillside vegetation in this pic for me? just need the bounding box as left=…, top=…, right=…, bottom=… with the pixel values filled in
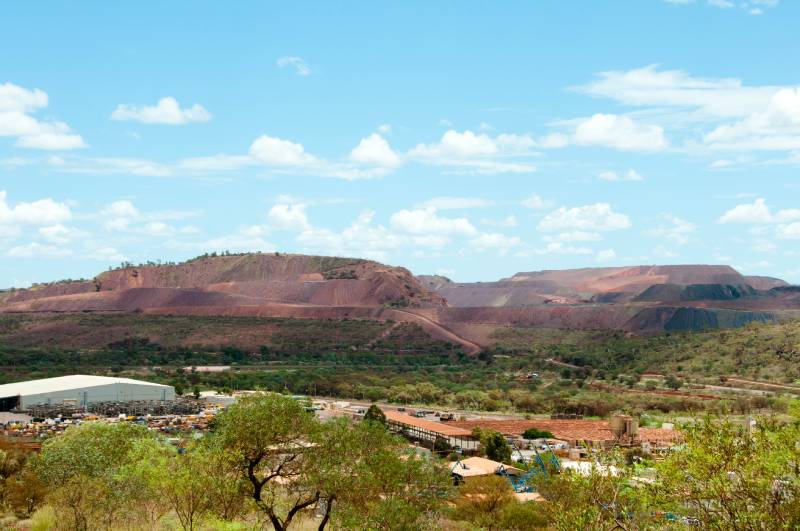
left=492, top=318, right=800, bottom=383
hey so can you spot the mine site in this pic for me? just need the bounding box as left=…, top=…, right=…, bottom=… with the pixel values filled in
left=3, top=2, right=800, bottom=529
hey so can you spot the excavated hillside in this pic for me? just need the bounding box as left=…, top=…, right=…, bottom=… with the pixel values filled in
left=4, top=254, right=446, bottom=310
left=420, top=264, right=800, bottom=337
left=3, top=260, right=799, bottom=353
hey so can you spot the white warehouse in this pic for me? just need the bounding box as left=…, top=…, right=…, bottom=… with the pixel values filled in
left=0, top=375, right=175, bottom=411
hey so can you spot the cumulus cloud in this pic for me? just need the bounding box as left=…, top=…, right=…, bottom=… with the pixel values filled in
left=538, top=203, right=631, bottom=232
left=704, top=87, right=800, bottom=151
left=0, top=82, right=86, bottom=150
left=349, top=133, right=401, bottom=167
left=718, top=198, right=800, bottom=243
left=390, top=208, right=477, bottom=237
left=249, top=135, right=318, bottom=166
left=268, top=203, right=311, bottom=231
left=409, top=129, right=537, bottom=174
left=100, top=199, right=197, bottom=235
left=572, top=114, right=668, bottom=151
left=297, top=211, right=405, bottom=261
left=717, top=198, right=787, bottom=224
left=0, top=190, right=72, bottom=225
left=277, top=56, right=311, bottom=76
left=182, top=132, right=397, bottom=180
left=111, top=97, right=211, bottom=125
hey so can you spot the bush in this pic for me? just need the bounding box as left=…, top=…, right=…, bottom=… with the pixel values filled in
left=522, top=427, right=554, bottom=440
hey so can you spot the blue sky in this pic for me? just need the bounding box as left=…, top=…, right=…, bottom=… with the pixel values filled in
left=2, top=0, right=800, bottom=287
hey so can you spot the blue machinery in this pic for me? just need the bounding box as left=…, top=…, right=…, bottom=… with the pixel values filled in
left=499, top=441, right=562, bottom=493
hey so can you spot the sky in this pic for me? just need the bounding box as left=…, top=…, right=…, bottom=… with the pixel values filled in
left=2, top=0, right=800, bottom=288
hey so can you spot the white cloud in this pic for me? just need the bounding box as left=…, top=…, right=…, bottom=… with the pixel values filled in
left=182, top=132, right=396, bottom=180
left=596, top=249, right=617, bottom=263
left=704, top=87, right=800, bottom=151
left=100, top=199, right=197, bottom=235
left=718, top=198, right=772, bottom=224
left=537, top=133, right=570, bottom=149
left=85, top=246, right=126, bottom=262
left=47, top=156, right=172, bottom=177
left=349, top=133, right=401, bottom=167
left=390, top=207, right=477, bottom=236
left=38, top=224, right=74, bottom=244
left=598, top=169, right=643, bottom=182
left=538, top=203, right=631, bottom=232
left=576, top=64, right=778, bottom=119
left=481, top=215, right=517, bottom=227
left=277, top=56, right=311, bottom=76
left=573, top=114, right=668, bottom=151
left=6, top=242, right=73, bottom=258
left=0, top=82, right=86, bottom=150
left=249, top=135, right=318, bottom=166
left=646, top=215, right=696, bottom=244
left=297, top=211, right=405, bottom=260
left=543, top=231, right=603, bottom=243
left=718, top=198, right=800, bottom=244
left=520, top=194, right=553, bottom=210
left=777, top=222, right=800, bottom=240
left=716, top=198, right=800, bottom=224
left=417, top=197, right=494, bottom=210
left=469, top=232, right=521, bottom=253
left=0, top=191, right=72, bottom=225
left=103, top=200, right=139, bottom=219
left=267, top=203, right=311, bottom=231
left=111, top=97, right=211, bottom=125
left=535, top=242, right=594, bottom=255
left=0, top=82, right=48, bottom=112
left=409, top=129, right=537, bottom=174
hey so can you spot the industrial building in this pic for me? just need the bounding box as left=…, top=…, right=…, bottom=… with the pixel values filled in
left=0, top=375, right=175, bottom=411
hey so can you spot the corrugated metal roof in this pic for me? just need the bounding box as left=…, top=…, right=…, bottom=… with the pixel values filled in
left=384, top=411, right=474, bottom=437
left=0, top=375, right=170, bottom=398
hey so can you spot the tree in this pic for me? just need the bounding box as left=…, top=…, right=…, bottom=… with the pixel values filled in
left=121, top=439, right=236, bottom=531
left=312, top=418, right=450, bottom=530
left=212, top=392, right=449, bottom=530
left=34, top=423, right=157, bottom=530
left=362, top=404, right=386, bottom=426
left=475, top=429, right=512, bottom=464
left=211, top=392, right=322, bottom=531
left=522, top=427, right=554, bottom=440
left=665, top=374, right=682, bottom=390
left=651, top=416, right=800, bottom=528
left=451, top=476, right=516, bottom=530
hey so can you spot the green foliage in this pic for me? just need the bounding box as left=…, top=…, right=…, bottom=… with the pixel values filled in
left=522, top=427, right=555, bottom=440
left=451, top=475, right=516, bottom=530
left=362, top=404, right=386, bottom=425
left=651, top=416, right=800, bottom=528
left=664, top=374, right=682, bottom=390
left=473, top=428, right=512, bottom=464
left=211, top=392, right=448, bottom=530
